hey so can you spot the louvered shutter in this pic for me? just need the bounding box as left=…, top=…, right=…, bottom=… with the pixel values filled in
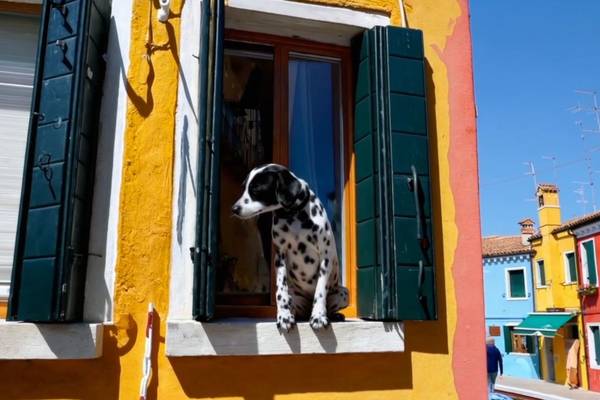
left=8, top=0, right=111, bottom=321
left=192, top=0, right=225, bottom=320
left=353, top=26, right=436, bottom=320
left=503, top=326, right=513, bottom=353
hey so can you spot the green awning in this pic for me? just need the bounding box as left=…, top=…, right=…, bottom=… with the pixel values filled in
left=513, top=313, right=575, bottom=338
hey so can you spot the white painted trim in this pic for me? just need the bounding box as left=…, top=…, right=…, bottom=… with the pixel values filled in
left=587, top=323, right=600, bottom=370
left=504, top=266, right=528, bottom=300
left=168, top=0, right=200, bottom=320
left=0, top=322, right=103, bottom=359
left=562, top=250, right=577, bottom=284
left=82, top=0, right=133, bottom=323
left=225, top=0, right=390, bottom=46
left=580, top=239, right=598, bottom=287
left=166, top=319, right=404, bottom=356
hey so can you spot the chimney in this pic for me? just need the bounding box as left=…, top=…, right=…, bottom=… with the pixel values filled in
left=518, top=218, right=535, bottom=245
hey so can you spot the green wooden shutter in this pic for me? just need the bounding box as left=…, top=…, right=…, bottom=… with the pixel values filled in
left=592, top=327, right=600, bottom=365
left=583, top=241, right=597, bottom=285
left=566, top=252, right=577, bottom=283
left=8, top=0, right=111, bottom=322
left=525, top=335, right=535, bottom=354
left=192, top=0, right=224, bottom=320
left=353, top=26, right=436, bottom=321
left=509, top=269, right=526, bottom=298
left=503, top=326, right=513, bottom=353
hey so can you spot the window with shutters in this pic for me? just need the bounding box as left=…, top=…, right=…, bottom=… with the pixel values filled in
left=192, top=0, right=436, bottom=324
left=505, top=267, right=527, bottom=300
left=581, top=239, right=598, bottom=287
left=563, top=251, right=578, bottom=284
left=588, top=324, right=600, bottom=369
left=536, top=259, right=547, bottom=288
left=503, top=324, right=536, bottom=355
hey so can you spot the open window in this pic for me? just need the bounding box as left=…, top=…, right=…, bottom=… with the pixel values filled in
left=192, top=0, right=437, bottom=322
left=214, top=34, right=349, bottom=317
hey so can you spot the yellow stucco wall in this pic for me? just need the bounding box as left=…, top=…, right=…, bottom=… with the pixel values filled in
left=0, top=0, right=485, bottom=398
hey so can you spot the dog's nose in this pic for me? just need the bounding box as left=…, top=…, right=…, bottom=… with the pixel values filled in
left=232, top=204, right=241, bottom=215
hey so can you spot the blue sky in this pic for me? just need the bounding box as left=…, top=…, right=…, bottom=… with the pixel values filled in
left=471, top=1, right=600, bottom=236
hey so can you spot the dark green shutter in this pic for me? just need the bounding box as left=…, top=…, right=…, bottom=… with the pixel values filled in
left=192, top=0, right=224, bottom=320
left=509, top=269, right=526, bottom=298
left=353, top=26, right=436, bottom=320
left=538, top=260, right=546, bottom=286
left=592, top=327, right=600, bottom=365
left=583, top=241, right=597, bottom=285
left=566, top=252, right=577, bottom=283
left=503, top=326, right=513, bottom=353
left=8, top=0, right=111, bottom=322
left=525, top=335, right=535, bottom=354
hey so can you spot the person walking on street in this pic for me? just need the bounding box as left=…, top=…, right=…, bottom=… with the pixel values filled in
left=486, top=337, right=503, bottom=393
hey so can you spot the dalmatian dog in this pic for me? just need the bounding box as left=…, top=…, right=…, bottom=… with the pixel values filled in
left=232, top=164, right=349, bottom=330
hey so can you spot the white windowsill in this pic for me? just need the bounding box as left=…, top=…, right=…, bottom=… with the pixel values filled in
left=166, top=318, right=404, bottom=356
left=0, top=322, right=103, bottom=360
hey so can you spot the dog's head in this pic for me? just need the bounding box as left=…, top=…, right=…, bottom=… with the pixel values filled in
left=232, top=164, right=308, bottom=219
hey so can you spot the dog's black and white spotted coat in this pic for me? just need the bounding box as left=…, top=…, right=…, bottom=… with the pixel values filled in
left=232, top=164, right=348, bottom=330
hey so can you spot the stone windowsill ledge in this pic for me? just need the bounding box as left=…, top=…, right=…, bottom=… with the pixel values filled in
left=166, top=318, right=404, bottom=356
left=0, top=322, right=103, bottom=360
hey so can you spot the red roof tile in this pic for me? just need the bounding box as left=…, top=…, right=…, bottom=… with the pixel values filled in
left=482, top=235, right=533, bottom=257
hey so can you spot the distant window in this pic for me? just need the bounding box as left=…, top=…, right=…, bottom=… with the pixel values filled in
left=503, top=325, right=535, bottom=354
left=564, top=252, right=578, bottom=284
left=506, top=268, right=527, bottom=299
left=538, top=195, right=544, bottom=207
left=536, top=260, right=547, bottom=287
left=589, top=325, right=600, bottom=369
left=581, top=240, right=598, bottom=286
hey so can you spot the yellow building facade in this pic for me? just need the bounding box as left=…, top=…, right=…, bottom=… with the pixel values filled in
left=530, top=184, right=588, bottom=387
left=0, top=0, right=486, bottom=398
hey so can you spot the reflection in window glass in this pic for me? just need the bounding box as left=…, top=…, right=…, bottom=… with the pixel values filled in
left=218, top=46, right=274, bottom=304
left=288, top=56, right=343, bottom=276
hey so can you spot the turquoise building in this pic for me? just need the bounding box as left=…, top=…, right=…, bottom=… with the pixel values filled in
left=483, top=219, right=540, bottom=379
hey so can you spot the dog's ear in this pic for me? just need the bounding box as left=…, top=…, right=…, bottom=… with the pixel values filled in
left=276, top=169, right=307, bottom=210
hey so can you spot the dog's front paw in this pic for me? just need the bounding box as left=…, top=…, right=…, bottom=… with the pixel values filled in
left=276, top=312, right=296, bottom=332
left=309, top=313, right=329, bottom=330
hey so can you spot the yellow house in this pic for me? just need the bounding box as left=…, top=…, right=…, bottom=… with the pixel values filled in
left=528, top=184, right=588, bottom=387
left=0, top=0, right=487, bottom=398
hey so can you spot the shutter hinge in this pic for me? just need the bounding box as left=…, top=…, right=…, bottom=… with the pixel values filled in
left=61, top=283, right=67, bottom=294
left=189, top=246, right=212, bottom=264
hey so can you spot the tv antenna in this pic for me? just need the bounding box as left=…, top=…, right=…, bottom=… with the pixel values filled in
left=523, top=161, right=538, bottom=202
left=570, top=90, right=600, bottom=135
left=574, top=183, right=590, bottom=214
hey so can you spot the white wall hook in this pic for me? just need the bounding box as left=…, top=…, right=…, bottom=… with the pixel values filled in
left=158, top=0, right=170, bottom=22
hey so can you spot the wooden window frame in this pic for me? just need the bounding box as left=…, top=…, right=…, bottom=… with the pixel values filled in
left=216, top=30, right=356, bottom=318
